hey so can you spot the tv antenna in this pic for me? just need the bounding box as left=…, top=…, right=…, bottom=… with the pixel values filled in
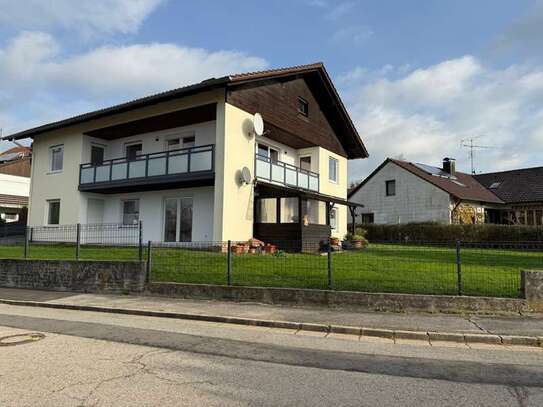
left=460, top=136, right=493, bottom=174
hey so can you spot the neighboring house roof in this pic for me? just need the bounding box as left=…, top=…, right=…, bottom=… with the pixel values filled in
left=0, top=194, right=28, bottom=207
left=348, top=158, right=504, bottom=204
left=0, top=146, right=31, bottom=163
left=475, top=166, right=543, bottom=204
left=4, top=63, right=368, bottom=159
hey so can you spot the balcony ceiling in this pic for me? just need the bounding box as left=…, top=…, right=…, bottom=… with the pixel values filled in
left=84, top=103, right=216, bottom=140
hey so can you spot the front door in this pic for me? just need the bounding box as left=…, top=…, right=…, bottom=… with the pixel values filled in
left=164, top=198, right=193, bottom=242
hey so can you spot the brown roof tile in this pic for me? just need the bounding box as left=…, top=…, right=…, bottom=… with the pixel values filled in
left=475, top=166, right=543, bottom=204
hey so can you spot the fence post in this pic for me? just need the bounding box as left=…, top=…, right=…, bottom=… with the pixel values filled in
left=227, top=240, right=232, bottom=286
left=76, top=223, right=81, bottom=260
left=146, top=240, right=152, bottom=284
left=327, top=238, right=333, bottom=290
left=24, top=226, right=29, bottom=259
left=138, top=221, right=143, bottom=262
left=456, top=240, right=463, bottom=296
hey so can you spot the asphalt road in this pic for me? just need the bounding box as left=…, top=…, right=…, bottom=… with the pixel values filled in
left=0, top=304, right=542, bottom=406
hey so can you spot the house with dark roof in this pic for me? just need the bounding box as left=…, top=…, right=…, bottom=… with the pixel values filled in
left=3, top=63, right=367, bottom=249
left=348, top=157, right=505, bottom=225
left=475, top=167, right=543, bottom=225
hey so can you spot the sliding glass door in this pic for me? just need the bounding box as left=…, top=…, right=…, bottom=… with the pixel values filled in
left=164, top=197, right=193, bottom=242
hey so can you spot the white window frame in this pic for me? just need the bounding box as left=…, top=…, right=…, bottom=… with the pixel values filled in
left=164, top=131, right=196, bottom=151
left=46, top=199, right=61, bottom=226
left=328, top=157, right=338, bottom=183
left=121, top=199, right=140, bottom=226
left=299, top=155, right=312, bottom=171
left=124, top=141, right=143, bottom=160
left=256, top=142, right=280, bottom=162
left=90, top=143, right=106, bottom=165
left=49, top=144, right=64, bottom=173
left=330, top=207, right=337, bottom=230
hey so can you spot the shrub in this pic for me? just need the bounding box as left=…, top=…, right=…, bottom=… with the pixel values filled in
left=361, top=223, right=543, bottom=242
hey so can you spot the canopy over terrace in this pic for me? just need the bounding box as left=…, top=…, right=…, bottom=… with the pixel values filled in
left=254, top=182, right=364, bottom=251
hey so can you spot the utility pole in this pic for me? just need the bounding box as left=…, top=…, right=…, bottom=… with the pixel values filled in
left=460, top=136, right=493, bottom=174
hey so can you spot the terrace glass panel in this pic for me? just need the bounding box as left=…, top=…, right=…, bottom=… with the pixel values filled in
left=309, top=174, right=319, bottom=191
left=111, top=162, right=127, bottom=180
left=285, top=167, right=297, bottom=186
left=271, top=163, right=284, bottom=183
left=256, top=158, right=270, bottom=179
left=128, top=159, right=146, bottom=179
left=168, top=153, right=188, bottom=174
left=148, top=155, right=166, bottom=177
left=80, top=167, right=94, bottom=184
left=298, top=172, right=309, bottom=189
left=190, top=149, right=212, bottom=172
left=95, top=165, right=110, bottom=182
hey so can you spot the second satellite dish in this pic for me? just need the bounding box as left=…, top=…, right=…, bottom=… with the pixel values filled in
left=252, top=113, right=264, bottom=137
left=240, top=167, right=252, bottom=184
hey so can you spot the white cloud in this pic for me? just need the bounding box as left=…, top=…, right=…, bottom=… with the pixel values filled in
left=0, top=32, right=268, bottom=134
left=341, top=56, right=543, bottom=182
left=0, top=0, right=163, bottom=36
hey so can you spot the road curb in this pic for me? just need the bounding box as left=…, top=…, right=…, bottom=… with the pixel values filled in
left=0, top=298, right=540, bottom=348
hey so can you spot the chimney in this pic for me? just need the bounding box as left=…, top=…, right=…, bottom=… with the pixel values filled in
left=443, top=157, right=456, bottom=176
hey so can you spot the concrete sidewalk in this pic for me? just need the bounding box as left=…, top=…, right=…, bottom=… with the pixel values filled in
left=0, top=287, right=541, bottom=343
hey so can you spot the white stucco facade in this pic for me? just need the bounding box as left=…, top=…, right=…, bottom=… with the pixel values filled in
left=349, top=161, right=453, bottom=224
left=26, top=88, right=354, bottom=243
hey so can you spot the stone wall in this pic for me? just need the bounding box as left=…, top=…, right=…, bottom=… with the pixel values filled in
left=0, top=259, right=146, bottom=293
left=148, top=282, right=528, bottom=314
left=522, top=270, right=543, bottom=312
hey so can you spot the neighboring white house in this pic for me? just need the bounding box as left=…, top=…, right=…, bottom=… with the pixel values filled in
left=5, top=63, right=367, bottom=249
left=0, top=173, right=30, bottom=223
left=348, top=158, right=503, bottom=225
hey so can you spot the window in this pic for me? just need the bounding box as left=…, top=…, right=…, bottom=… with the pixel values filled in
left=302, top=199, right=326, bottom=225
left=122, top=199, right=140, bottom=225
left=90, top=145, right=104, bottom=166
left=125, top=143, right=142, bottom=161
left=385, top=180, right=396, bottom=196
left=300, top=156, right=312, bottom=171
left=256, top=198, right=277, bottom=223
left=50, top=145, right=64, bottom=172
left=182, top=136, right=195, bottom=148
left=330, top=208, right=337, bottom=230
left=47, top=200, right=60, bottom=225
left=328, top=157, right=338, bottom=183
left=280, top=198, right=299, bottom=223
left=167, top=138, right=180, bottom=150
left=257, top=143, right=279, bottom=162
left=361, top=213, right=374, bottom=224
left=298, top=97, right=309, bottom=117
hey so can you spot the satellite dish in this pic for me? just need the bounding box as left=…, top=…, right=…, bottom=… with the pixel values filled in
left=240, top=167, right=252, bottom=184
left=252, top=113, right=264, bottom=137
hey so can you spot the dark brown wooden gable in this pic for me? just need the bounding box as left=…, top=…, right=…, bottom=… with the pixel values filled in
left=226, top=77, right=347, bottom=157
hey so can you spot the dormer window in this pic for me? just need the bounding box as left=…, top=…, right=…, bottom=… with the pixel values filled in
left=298, top=97, right=309, bottom=117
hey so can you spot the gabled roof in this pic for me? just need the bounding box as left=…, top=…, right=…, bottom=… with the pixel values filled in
left=349, top=158, right=504, bottom=204
left=475, top=166, right=543, bottom=204
left=4, top=63, right=367, bottom=159
left=0, top=146, right=31, bottom=162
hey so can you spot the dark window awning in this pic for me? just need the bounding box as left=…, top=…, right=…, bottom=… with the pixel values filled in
left=255, top=182, right=364, bottom=208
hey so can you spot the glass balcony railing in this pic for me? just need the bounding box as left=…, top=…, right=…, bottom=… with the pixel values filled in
left=79, top=144, right=214, bottom=188
left=255, top=154, right=319, bottom=192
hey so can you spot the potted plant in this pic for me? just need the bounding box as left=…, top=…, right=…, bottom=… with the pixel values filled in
left=264, top=244, right=277, bottom=254
left=231, top=244, right=244, bottom=255
left=344, top=231, right=368, bottom=249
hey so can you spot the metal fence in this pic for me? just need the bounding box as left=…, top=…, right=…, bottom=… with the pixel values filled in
left=147, top=240, right=539, bottom=298
left=0, top=222, right=143, bottom=261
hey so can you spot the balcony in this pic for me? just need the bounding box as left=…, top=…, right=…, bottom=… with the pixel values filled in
left=79, top=145, right=215, bottom=193
left=255, top=154, right=319, bottom=192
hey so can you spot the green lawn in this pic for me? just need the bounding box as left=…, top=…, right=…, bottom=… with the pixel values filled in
left=0, top=243, right=538, bottom=298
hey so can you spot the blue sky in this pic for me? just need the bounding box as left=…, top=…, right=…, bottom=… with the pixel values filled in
left=1, top=0, right=542, bottom=181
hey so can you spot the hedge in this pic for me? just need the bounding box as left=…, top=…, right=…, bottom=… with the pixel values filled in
left=360, top=223, right=543, bottom=242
